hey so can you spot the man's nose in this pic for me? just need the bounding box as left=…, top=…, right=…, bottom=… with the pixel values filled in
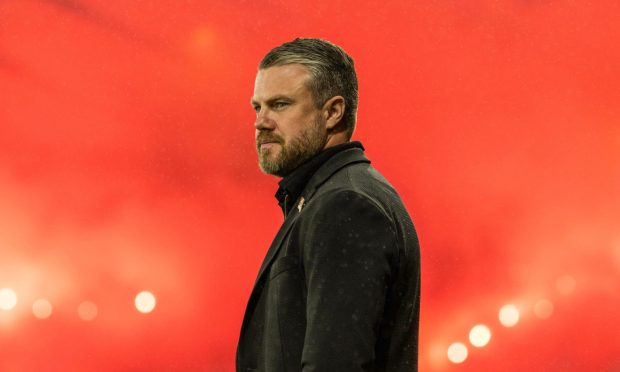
left=254, top=109, right=275, bottom=130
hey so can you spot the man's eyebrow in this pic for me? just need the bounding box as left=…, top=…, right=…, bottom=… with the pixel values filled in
left=251, top=95, right=294, bottom=107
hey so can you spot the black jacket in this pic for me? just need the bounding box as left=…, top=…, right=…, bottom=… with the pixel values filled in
left=236, top=146, right=420, bottom=371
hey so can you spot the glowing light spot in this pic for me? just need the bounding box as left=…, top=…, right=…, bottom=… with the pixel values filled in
left=32, top=299, right=53, bottom=319
left=469, top=324, right=492, bottom=347
left=533, top=299, right=554, bottom=319
left=499, top=304, right=520, bottom=327
left=192, top=27, right=215, bottom=48
left=78, top=301, right=98, bottom=321
left=0, top=288, right=17, bottom=310
left=134, top=291, right=156, bottom=314
left=189, top=26, right=217, bottom=59
left=556, top=275, right=576, bottom=295
left=428, top=342, right=448, bottom=368
left=447, top=342, right=468, bottom=364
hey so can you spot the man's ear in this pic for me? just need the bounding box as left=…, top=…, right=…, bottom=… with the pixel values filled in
left=322, top=96, right=346, bottom=131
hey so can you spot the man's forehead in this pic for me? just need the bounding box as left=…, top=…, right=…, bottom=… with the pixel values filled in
left=252, top=64, right=312, bottom=101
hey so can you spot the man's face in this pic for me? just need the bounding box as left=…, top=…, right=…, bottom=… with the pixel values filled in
left=252, top=64, right=328, bottom=177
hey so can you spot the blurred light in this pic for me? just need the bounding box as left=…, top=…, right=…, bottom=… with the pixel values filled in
left=447, top=342, right=468, bottom=364
left=428, top=342, right=448, bottom=368
left=533, top=299, right=554, bottom=319
left=78, top=301, right=98, bottom=321
left=499, top=304, right=520, bottom=327
left=189, top=25, right=216, bottom=58
left=469, top=324, right=492, bottom=347
left=135, top=291, right=156, bottom=314
left=0, top=288, right=17, bottom=311
left=193, top=27, right=214, bottom=45
left=556, top=275, right=576, bottom=295
left=32, top=299, right=53, bottom=319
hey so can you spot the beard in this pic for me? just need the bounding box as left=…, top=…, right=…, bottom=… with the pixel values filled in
left=256, top=119, right=327, bottom=177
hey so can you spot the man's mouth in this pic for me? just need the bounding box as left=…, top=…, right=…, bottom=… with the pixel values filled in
left=257, top=136, right=282, bottom=149
left=259, top=141, right=279, bottom=150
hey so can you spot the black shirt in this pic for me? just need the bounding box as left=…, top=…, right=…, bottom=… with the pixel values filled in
left=275, top=141, right=365, bottom=217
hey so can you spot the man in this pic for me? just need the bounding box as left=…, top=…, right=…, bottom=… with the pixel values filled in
left=237, top=38, right=420, bottom=372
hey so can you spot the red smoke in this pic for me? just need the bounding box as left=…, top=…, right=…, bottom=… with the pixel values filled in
left=0, top=1, right=618, bottom=370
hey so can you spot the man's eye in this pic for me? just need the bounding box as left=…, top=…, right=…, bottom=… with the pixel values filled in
left=253, top=106, right=261, bottom=113
left=273, top=102, right=288, bottom=109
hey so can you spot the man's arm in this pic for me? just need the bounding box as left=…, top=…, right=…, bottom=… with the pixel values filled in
left=300, top=190, right=397, bottom=371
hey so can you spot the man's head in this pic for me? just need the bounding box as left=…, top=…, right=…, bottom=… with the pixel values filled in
left=252, top=38, right=358, bottom=177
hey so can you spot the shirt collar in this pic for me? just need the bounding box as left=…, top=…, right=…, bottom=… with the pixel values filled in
left=275, top=141, right=365, bottom=216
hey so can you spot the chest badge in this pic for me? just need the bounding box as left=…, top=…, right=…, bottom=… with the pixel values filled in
left=297, top=197, right=305, bottom=212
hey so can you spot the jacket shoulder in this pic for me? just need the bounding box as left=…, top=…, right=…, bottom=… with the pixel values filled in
left=314, top=161, right=398, bottom=204
left=302, top=163, right=399, bottom=224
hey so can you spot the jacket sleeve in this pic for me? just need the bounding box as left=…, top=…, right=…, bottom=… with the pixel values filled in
left=300, top=190, right=397, bottom=371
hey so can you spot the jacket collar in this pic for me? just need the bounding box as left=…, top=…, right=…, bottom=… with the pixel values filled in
left=276, top=141, right=365, bottom=216
left=300, top=146, right=371, bottom=202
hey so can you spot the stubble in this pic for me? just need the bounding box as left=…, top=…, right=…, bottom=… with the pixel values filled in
left=257, top=119, right=327, bottom=177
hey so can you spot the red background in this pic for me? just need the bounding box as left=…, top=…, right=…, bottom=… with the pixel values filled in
left=1, top=0, right=619, bottom=370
